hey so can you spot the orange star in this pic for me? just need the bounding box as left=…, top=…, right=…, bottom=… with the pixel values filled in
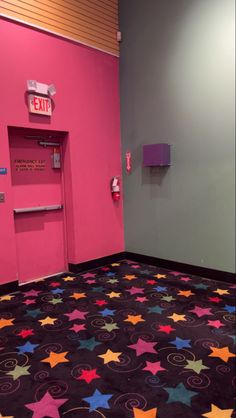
left=213, top=289, right=229, bottom=295
left=178, top=290, right=195, bottom=297
left=98, top=349, right=122, bottom=364
left=0, top=294, right=15, bottom=302
left=106, top=292, right=121, bottom=298
left=153, top=274, right=166, bottom=279
left=168, top=313, right=186, bottom=322
left=209, top=346, right=236, bottom=363
left=0, top=412, right=14, bottom=418
left=124, top=315, right=145, bottom=325
left=70, top=292, right=86, bottom=300
left=39, top=316, right=57, bottom=326
left=41, top=351, right=69, bottom=368
left=0, top=318, right=15, bottom=329
left=63, top=276, right=75, bottom=282
left=124, top=275, right=137, bottom=281
left=202, top=404, right=234, bottom=418
left=133, top=407, right=158, bottom=417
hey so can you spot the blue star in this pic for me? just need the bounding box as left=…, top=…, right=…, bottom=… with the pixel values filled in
left=165, top=383, right=197, bottom=406
left=51, top=288, right=64, bottom=294
left=25, top=309, right=42, bottom=318
left=170, top=337, right=191, bottom=350
left=100, top=308, right=115, bottom=317
left=153, top=286, right=167, bottom=292
left=17, top=341, right=39, bottom=353
left=148, top=306, right=164, bottom=314
left=224, top=305, right=236, bottom=313
left=91, top=286, right=104, bottom=293
left=78, top=337, right=101, bottom=351
left=83, top=389, right=113, bottom=412
left=193, top=283, right=209, bottom=290
left=106, top=272, right=116, bottom=277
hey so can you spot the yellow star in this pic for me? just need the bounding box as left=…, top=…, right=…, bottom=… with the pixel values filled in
left=133, top=407, right=158, bottom=418
left=0, top=318, right=15, bottom=329
left=98, top=349, right=122, bottom=364
left=41, top=351, right=69, bottom=368
left=213, top=288, right=229, bottom=295
left=70, top=292, right=86, bottom=300
left=178, top=290, right=195, bottom=297
left=111, top=263, right=120, bottom=267
left=153, top=274, right=166, bottom=279
left=168, top=313, right=186, bottom=322
left=39, top=316, right=57, bottom=326
left=0, top=294, right=15, bottom=302
left=124, top=315, right=145, bottom=325
left=208, top=346, right=236, bottom=363
left=202, top=404, right=234, bottom=418
left=106, top=292, right=121, bottom=298
left=0, top=413, right=14, bottom=418
left=63, top=276, right=75, bottom=282
left=124, top=275, right=137, bottom=281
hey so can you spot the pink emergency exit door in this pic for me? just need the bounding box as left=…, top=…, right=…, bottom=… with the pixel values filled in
left=9, top=130, right=67, bottom=283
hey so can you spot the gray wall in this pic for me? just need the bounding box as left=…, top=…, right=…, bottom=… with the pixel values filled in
left=120, top=0, right=235, bottom=273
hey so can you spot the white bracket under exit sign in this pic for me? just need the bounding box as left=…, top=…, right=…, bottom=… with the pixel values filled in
left=28, top=94, right=52, bottom=116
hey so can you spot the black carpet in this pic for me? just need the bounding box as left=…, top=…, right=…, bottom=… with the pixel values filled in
left=0, top=260, right=235, bottom=417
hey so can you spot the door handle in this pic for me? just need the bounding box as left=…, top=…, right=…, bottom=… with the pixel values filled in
left=14, top=204, right=63, bottom=214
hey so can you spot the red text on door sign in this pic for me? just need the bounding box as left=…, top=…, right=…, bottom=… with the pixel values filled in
left=28, top=94, right=52, bottom=116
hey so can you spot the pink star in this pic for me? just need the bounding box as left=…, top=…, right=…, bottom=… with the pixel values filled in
left=81, top=273, right=96, bottom=278
left=23, top=299, right=36, bottom=305
left=126, top=287, right=144, bottom=295
left=87, top=279, right=96, bottom=284
left=230, top=284, right=236, bottom=289
left=65, top=309, right=89, bottom=321
left=136, top=297, right=148, bottom=303
left=158, top=325, right=175, bottom=334
left=190, top=306, right=213, bottom=317
left=207, top=320, right=225, bottom=328
left=23, top=290, right=41, bottom=297
left=143, top=361, right=166, bottom=375
left=180, top=277, right=191, bottom=282
left=128, top=338, right=158, bottom=356
left=50, top=282, right=61, bottom=287
left=208, top=297, right=222, bottom=303
left=131, top=265, right=140, bottom=269
left=25, top=391, right=68, bottom=418
left=70, top=323, right=86, bottom=333
left=170, top=271, right=182, bottom=276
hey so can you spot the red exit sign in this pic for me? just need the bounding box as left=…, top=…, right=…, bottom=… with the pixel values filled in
left=28, top=94, right=52, bottom=116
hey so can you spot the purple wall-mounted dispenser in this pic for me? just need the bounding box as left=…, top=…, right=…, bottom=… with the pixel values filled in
left=143, top=143, right=171, bottom=167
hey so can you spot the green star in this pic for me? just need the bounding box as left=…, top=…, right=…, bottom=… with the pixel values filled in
left=7, top=365, right=30, bottom=380
left=161, top=295, right=175, bottom=302
left=78, top=337, right=101, bottom=351
left=165, top=382, right=197, bottom=406
left=184, top=359, right=209, bottom=374
left=101, top=323, right=119, bottom=332
left=107, top=279, right=118, bottom=284
left=49, top=298, right=63, bottom=305
left=148, top=306, right=164, bottom=314
left=229, top=335, right=236, bottom=344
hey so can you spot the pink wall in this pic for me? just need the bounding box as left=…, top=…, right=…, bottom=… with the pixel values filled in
left=0, top=18, right=124, bottom=284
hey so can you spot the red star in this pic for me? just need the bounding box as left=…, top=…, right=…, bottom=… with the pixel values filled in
left=23, top=299, right=36, bottom=305
left=50, top=282, right=61, bottom=287
left=17, top=329, right=34, bottom=339
left=78, top=369, right=100, bottom=383
left=147, top=280, right=156, bottom=285
left=158, top=325, right=175, bottom=334
left=95, top=300, right=107, bottom=306
left=208, top=297, right=222, bottom=303
left=101, top=267, right=110, bottom=271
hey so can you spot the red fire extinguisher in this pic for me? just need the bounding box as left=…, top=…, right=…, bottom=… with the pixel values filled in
left=111, top=176, right=120, bottom=201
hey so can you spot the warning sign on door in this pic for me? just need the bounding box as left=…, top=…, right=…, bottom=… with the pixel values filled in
left=15, top=159, right=46, bottom=172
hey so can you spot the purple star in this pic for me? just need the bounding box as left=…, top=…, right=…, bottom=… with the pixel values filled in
left=64, top=309, right=89, bottom=321
left=25, top=392, right=68, bottom=418
left=190, top=306, right=213, bottom=317
left=128, top=338, right=158, bottom=356
left=126, top=287, right=144, bottom=295
left=82, top=273, right=96, bottom=278
left=23, top=290, right=41, bottom=297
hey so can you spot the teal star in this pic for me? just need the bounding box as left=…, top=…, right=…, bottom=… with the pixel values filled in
left=6, top=365, right=31, bottom=380
left=49, top=298, right=63, bottom=305
left=101, top=323, right=119, bottom=332
left=229, top=335, right=236, bottom=344
left=78, top=337, right=101, bottom=351
left=161, top=295, right=175, bottom=302
left=148, top=306, right=164, bottom=314
left=91, top=287, right=104, bottom=293
left=193, top=283, right=209, bottom=290
left=165, top=383, right=197, bottom=406
left=25, top=309, right=42, bottom=318
left=184, top=359, right=209, bottom=374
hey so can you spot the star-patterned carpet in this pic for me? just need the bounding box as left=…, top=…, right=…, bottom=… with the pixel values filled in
left=0, top=260, right=235, bottom=418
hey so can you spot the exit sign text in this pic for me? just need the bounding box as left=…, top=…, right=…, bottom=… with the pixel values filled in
left=28, top=94, right=52, bottom=116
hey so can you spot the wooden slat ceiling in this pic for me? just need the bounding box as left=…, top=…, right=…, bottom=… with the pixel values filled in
left=0, top=0, right=119, bottom=56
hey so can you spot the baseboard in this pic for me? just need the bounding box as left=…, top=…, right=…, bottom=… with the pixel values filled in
left=0, top=280, right=19, bottom=296
left=125, top=252, right=236, bottom=284
left=68, top=252, right=127, bottom=274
